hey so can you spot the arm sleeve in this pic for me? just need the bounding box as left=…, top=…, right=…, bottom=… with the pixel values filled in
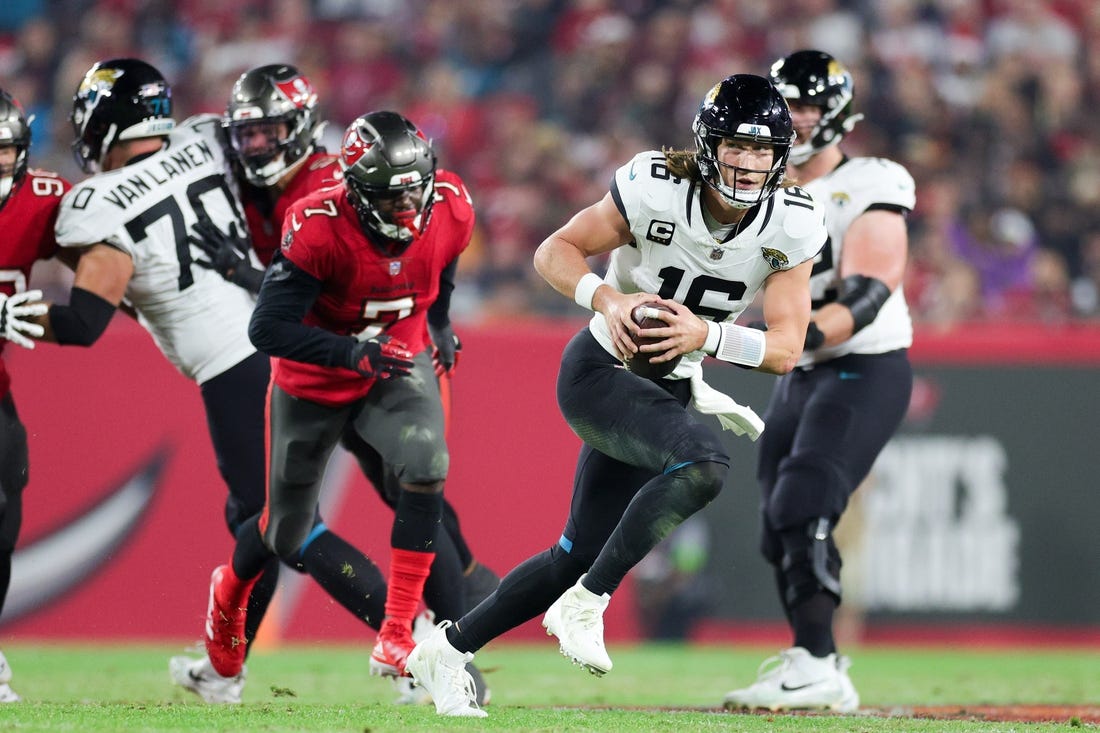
left=48, top=287, right=117, bottom=346
left=247, top=252, right=355, bottom=368
left=427, top=257, right=458, bottom=329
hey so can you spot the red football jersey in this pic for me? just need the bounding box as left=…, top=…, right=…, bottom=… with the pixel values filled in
left=243, top=152, right=342, bottom=266
left=272, top=169, right=474, bottom=405
left=0, top=168, right=71, bottom=398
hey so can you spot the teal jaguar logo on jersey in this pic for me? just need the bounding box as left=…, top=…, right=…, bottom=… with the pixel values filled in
left=761, top=247, right=789, bottom=270
left=831, top=191, right=851, bottom=208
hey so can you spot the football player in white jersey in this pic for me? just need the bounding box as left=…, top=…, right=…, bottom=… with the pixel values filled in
left=25, top=58, right=425, bottom=704
left=405, top=74, right=825, bottom=718
left=722, top=50, right=916, bottom=714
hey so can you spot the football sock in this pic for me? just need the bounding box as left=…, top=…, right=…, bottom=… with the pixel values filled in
left=301, top=530, right=388, bottom=631
left=441, top=499, right=474, bottom=571
left=243, top=556, right=280, bottom=648
left=449, top=545, right=583, bottom=654
left=385, top=548, right=434, bottom=627
left=422, top=529, right=466, bottom=621
left=791, top=592, right=838, bottom=657
left=232, top=514, right=273, bottom=580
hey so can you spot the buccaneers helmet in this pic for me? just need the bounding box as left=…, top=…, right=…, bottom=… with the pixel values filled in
left=340, top=111, right=436, bottom=255
left=0, top=90, right=31, bottom=209
left=224, top=64, right=321, bottom=187
left=70, top=58, right=174, bottom=173
left=769, top=50, right=862, bottom=164
left=693, top=74, right=794, bottom=209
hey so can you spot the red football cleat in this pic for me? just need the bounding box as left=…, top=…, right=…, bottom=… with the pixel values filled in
left=370, top=618, right=416, bottom=677
left=204, top=565, right=249, bottom=678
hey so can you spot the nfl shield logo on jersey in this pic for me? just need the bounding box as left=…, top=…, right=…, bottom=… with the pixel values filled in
left=761, top=247, right=789, bottom=271
left=389, top=261, right=402, bottom=276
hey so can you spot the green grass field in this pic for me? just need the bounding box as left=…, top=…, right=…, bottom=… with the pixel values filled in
left=0, top=641, right=1097, bottom=731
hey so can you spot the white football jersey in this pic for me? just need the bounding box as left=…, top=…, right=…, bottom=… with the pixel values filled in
left=799, top=156, right=916, bottom=367
left=590, top=150, right=827, bottom=380
left=56, top=114, right=256, bottom=384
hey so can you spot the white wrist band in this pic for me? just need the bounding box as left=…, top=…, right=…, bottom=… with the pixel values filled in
left=573, top=272, right=604, bottom=310
left=703, top=321, right=722, bottom=354
left=713, top=322, right=766, bottom=368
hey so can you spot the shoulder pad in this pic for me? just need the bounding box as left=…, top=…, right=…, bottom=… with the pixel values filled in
left=781, top=187, right=825, bottom=240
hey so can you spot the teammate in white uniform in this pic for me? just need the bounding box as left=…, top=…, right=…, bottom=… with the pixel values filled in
left=404, top=74, right=825, bottom=718
left=723, top=50, right=916, bottom=714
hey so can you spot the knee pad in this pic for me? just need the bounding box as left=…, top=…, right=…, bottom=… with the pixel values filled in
left=778, top=518, right=842, bottom=608
left=663, top=459, right=727, bottom=512
left=764, top=452, right=849, bottom=530
left=759, top=516, right=783, bottom=566
left=265, top=510, right=317, bottom=565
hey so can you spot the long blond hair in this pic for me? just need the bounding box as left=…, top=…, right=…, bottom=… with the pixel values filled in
left=661, top=146, right=798, bottom=188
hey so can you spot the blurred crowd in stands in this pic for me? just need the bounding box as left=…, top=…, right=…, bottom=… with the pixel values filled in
left=3, top=0, right=1100, bottom=325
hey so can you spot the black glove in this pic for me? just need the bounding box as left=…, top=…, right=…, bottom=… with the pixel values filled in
left=428, top=323, right=461, bottom=377
left=349, top=335, right=415, bottom=379
left=189, top=216, right=265, bottom=294
left=804, top=321, right=825, bottom=351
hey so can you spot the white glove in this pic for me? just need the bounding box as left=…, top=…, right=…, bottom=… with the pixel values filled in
left=689, top=369, right=765, bottom=441
left=0, top=290, right=48, bottom=349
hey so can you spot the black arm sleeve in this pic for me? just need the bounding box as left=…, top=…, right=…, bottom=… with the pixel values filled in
left=247, top=253, right=356, bottom=368
left=48, top=287, right=117, bottom=346
left=427, top=257, right=458, bottom=330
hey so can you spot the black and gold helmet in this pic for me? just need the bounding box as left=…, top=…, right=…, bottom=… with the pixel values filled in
left=769, top=50, right=862, bottom=164
left=70, top=58, right=174, bottom=173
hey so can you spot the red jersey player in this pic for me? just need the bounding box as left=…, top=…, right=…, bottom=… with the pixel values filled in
left=0, top=89, right=72, bottom=703
left=202, top=109, right=475, bottom=682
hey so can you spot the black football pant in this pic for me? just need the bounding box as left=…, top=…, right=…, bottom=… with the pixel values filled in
left=450, top=329, right=728, bottom=653
left=0, top=393, right=29, bottom=614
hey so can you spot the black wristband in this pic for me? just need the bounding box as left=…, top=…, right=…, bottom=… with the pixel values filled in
left=49, top=287, right=117, bottom=346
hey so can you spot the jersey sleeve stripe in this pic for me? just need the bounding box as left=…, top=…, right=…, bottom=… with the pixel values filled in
left=610, top=178, right=629, bottom=227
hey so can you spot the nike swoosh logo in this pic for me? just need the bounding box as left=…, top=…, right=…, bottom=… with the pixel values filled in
left=0, top=448, right=168, bottom=624
left=188, top=670, right=207, bottom=683
left=628, top=161, right=638, bottom=180
left=780, top=682, right=819, bottom=692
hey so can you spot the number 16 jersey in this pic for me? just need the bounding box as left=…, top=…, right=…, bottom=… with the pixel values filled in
left=594, top=149, right=827, bottom=380
left=54, top=114, right=256, bottom=384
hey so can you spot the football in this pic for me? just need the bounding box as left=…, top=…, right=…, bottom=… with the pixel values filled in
left=625, top=302, right=681, bottom=380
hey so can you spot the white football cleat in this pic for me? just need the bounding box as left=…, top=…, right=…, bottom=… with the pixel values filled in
left=169, top=654, right=245, bottom=704
left=542, top=574, right=612, bottom=676
left=0, top=650, right=19, bottom=702
left=835, top=654, right=860, bottom=712
left=404, top=620, right=487, bottom=717
left=723, top=647, right=853, bottom=712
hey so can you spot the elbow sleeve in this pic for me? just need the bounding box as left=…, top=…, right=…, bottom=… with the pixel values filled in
left=837, top=275, right=891, bottom=334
